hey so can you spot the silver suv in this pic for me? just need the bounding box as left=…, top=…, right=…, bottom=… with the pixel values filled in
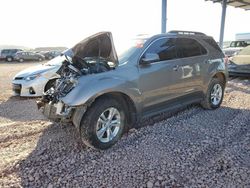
left=38, top=31, right=228, bottom=149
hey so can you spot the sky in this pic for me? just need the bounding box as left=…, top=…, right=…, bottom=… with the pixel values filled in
left=1, top=0, right=250, bottom=49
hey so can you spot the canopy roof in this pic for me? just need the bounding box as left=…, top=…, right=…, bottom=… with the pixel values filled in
left=206, top=0, right=250, bottom=10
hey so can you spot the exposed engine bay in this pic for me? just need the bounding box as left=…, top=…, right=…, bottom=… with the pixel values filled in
left=43, top=55, right=113, bottom=103
left=37, top=32, right=119, bottom=123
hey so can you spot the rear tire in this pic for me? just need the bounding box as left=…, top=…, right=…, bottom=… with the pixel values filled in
left=80, top=97, right=126, bottom=150
left=19, top=58, right=24, bottom=63
left=201, top=78, right=225, bottom=109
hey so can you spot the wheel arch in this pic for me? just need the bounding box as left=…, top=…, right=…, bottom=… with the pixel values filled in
left=89, top=92, right=138, bottom=126
left=72, top=91, right=138, bottom=132
left=212, top=72, right=227, bottom=86
left=44, top=78, right=57, bottom=92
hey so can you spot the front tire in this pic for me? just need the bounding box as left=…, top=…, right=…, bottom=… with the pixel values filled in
left=80, top=97, right=126, bottom=150
left=201, top=78, right=225, bottom=109
left=6, top=57, right=13, bottom=62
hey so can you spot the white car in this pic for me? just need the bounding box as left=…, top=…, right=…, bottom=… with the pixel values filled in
left=223, top=41, right=249, bottom=57
left=12, top=56, right=65, bottom=97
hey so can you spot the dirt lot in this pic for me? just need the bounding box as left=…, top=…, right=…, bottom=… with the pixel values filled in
left=0, top=61, right=250, bottom=187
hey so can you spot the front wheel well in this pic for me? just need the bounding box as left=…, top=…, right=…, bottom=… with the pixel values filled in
left=91, top=92, right=137, bottom=128
left=44, top=78, right=57, bottom=92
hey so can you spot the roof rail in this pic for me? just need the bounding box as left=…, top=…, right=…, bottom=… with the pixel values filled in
left=168, top=30, right=206, bottom=36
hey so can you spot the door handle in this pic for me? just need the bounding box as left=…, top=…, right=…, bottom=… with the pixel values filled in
left=173, top=65, right=179, bottom=71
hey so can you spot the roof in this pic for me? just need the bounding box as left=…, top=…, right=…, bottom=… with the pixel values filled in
left=206, top=0, right=250, bottom=10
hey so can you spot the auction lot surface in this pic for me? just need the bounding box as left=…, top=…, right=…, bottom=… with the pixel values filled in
left=0, top=61, right=250, bottom=187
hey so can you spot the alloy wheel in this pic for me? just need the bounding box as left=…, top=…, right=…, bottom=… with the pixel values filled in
left=211, top=84, right=222, bottom=106
left=96, top=107, right=121, bottom=143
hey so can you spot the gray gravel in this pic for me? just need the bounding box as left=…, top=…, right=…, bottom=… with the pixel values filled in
left=0, top=62, right=250, bottom=188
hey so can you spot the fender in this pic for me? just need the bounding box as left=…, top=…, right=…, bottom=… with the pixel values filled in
left=61, top=74, right=142, bottom=112
left=202, top=58, right=228, bottom=92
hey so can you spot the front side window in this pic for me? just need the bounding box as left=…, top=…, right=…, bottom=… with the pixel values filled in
left=143, top=38, right=177, bottom=62
left=176, top=38, right=207, bottom=58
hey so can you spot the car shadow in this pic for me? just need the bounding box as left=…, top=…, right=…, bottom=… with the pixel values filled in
left=0, top=96, right=46, bottom=122
left=15, top=105, right=250, bottom=187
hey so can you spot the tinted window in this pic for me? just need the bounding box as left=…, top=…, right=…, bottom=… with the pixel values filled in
left=144, top=38, right=177, bottom=62
left=203, top=38, right=222, bottom=52
left=2, top=50, right=10, bottom=54
left=230, top=41, right=236, bottom=47
left=176, top=38, right=207, bottom=58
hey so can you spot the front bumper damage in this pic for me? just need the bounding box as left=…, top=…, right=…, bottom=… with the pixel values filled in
left=37, top=100, right=87, bottom=131
left=37, top=101, right=73, bottom=122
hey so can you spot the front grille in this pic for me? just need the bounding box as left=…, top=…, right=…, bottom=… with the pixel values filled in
left=14, top=77, right=24, bottom=80
left=12, top=84, right=22, bottom=95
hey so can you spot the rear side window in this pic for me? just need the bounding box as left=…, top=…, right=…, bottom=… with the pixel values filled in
left=144, top=38, right=177, bottom=61
left=203, top=38, right=222, bottom=53
left=176, top=38, right=207, bottom=58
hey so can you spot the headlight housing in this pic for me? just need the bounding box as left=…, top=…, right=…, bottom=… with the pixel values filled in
left=25, top=73, right=41, bottom=81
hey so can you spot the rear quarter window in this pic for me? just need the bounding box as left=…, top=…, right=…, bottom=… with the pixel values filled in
left=203, top=38, right=222, bottom=53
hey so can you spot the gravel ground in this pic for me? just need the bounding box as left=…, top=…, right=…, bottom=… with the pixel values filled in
left=0, top=61, right=250, bottom=187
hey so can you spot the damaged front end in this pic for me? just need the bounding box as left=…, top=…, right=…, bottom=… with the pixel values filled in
left=37, top=32, right=118, bottom=123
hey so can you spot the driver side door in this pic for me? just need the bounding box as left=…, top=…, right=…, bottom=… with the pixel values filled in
left=138, top=37, right=186, bottom=116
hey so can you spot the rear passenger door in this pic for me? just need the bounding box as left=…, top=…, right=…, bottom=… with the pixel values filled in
left=175, top=38, right=207, bottom=94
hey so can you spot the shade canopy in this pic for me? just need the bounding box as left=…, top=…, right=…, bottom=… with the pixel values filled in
left=206, top=0, right=250, bottom=10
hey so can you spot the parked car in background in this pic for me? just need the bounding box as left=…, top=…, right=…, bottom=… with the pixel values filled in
left=14, top=51, right=45, bottom=62
left=223, top=40, right=250, bottom=57
left=228, top=45, right=250, bottom=77
left=12, top=55, right=64, bottom=97
left=38, top=31, right=228, bottom=150
left=43, top=50, right=61, bottom=60
left=0, top=49, right=23, bottom=62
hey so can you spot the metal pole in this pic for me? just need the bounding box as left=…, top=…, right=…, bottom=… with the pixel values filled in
left=219, top=0, right=227, bottom=48
left=161, top=0, right=167, bottom=33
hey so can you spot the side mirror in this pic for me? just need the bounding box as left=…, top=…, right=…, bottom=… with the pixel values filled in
left=140, top=53, right=160, bottom=65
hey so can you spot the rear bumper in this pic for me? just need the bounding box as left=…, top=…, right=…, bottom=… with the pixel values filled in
left=228, top=69, right=250, bottom=77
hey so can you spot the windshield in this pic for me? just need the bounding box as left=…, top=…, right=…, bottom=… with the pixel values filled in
left=44, top=49, right=73, bottom=66
left=117, top=38, right=148, bottom=64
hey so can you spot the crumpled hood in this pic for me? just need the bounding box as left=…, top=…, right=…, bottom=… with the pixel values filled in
left=71, top=32, right=118, bottom=66
left=14, top=64, right=58, bottom=78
